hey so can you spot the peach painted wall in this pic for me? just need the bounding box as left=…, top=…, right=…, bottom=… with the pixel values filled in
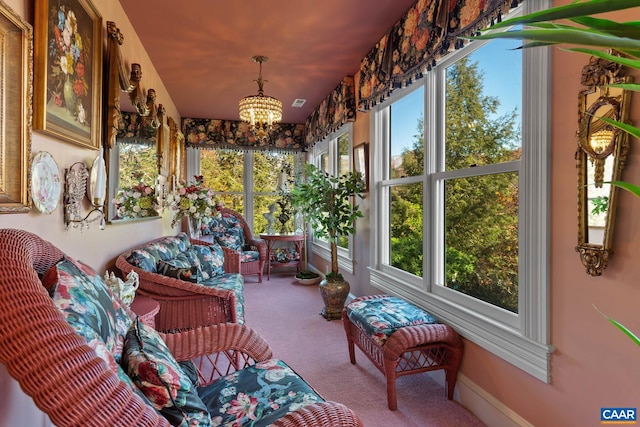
left=0, top=0, right=180, bottom=424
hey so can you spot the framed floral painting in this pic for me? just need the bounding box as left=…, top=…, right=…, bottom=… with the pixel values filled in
left=0, top=1, right=32, bottom=213
left=34, top=0, right=102, bottom=149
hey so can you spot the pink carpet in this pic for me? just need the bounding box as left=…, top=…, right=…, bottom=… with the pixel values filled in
left=243, top=272, right=486, bottom=427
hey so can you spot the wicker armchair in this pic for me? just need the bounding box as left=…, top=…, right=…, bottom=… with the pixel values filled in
left=116, top=234, right=244, bottom=332
left=201, top=207, right=267, bottom=283
left=0, top=229, right=363, bottom=427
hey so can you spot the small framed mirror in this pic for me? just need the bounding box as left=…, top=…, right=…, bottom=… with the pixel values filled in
left=576, top=51, right=632, bottom=276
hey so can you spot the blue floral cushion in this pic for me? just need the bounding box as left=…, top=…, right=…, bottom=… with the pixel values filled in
left=199, top=273, right=245, bottom=324
left=207, top=215, right=245, bottom=251
left=240, top=250, right=260, bottom=263
left=346, top=296, right=437, bottom=346
left=189, top=244, right=225, bottom=279
left=122, top=318, right=212, bottom=426
left=198, top=359, right=323, bottom=427
left=47, top=257, right=133, bottom=361
left=127, top=249, right=158, bottom=273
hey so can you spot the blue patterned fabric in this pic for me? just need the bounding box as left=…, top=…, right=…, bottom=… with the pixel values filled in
left=198, top=359, right=323, bottom=427
left=240, top=250, right=260, bottom=263
left=346, top=296, right=437, bottom=346
left=122, top=318, right=212, bottom=426
left=44, top=257, right=153, bottom=407
left=200, top=273, right=245, bottom=324
left=47, top=257, right=133, bottom=360
left=127, top=249, right=158, bottom=273
left=189, top=244, right=225, bottom=279
left=206, top=214, right=245, bottom=251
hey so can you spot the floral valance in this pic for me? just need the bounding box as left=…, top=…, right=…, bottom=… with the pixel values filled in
left=182, top=118, right=306, bottom=152
left=305, top=76, right=356, bottom=145
left=359, top=0, right=522, bottom=111
left=116, top=111, right=158, bottom=146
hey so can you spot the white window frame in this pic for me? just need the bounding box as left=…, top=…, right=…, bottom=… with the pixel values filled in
left=368, top=0, right=554, bottom=383
left=310, top=123, right=356, bottom=275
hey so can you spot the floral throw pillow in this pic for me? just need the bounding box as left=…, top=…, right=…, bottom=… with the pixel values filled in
left=46, top=257, right=133, bottom=361
left=122, top=318, right=212, bottom=426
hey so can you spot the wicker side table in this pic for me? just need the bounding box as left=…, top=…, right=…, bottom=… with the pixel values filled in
left=129, top=295, right=160, bottom=329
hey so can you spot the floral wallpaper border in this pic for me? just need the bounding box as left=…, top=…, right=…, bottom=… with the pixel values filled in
left=358, top=0, right=523, bottom=111
left=305, top=76, right=356, bottom=146
left=182, top=118, right=306, bottom=152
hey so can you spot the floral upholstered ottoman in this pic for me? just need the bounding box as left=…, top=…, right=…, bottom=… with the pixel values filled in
left=342, top=295, right=463, bottom=410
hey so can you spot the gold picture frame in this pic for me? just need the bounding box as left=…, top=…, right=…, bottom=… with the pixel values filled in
left=0, top=1, right=33, bottom=213
left=353, top=142, right=369, bottom=192
left=34, top=0, right=102, bottom=149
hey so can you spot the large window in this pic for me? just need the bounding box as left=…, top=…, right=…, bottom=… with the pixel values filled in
left=370, top=2, right=553, bottom=382
left=199, top=149, right=302, bottom=233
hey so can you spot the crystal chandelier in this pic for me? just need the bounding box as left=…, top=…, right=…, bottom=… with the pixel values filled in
left=238, top=55, right=283, bottom=142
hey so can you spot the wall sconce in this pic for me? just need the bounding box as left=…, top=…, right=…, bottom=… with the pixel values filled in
left=64, top=153, right=106, bottom=231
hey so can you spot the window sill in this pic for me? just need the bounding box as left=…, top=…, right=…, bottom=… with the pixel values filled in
left=369, top=268, right=554, bottom=383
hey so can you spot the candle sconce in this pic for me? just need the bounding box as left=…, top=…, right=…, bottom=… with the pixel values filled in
left=64, top=156, right=106, bottom=231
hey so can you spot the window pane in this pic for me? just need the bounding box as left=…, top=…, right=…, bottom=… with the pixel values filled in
left=390, top=86, right=424, bottom=179
left=254, top=152, right=294, bottom=193
left=337, top=131, right=350, bottom=176
left=444, top=172, right=519, bottom=313
left=390, top=182, right=423, bottom=277
left=254, top=195, right=280, bottom=234
left=445, top=39, right=522, bottom=170
left=201, top=149, right=244, bottom=192
left=320, top=152, right=329, bottom=173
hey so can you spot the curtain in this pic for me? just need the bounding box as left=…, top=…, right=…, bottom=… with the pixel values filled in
left=358, top=0, right=522, bottom=111
left=116, top=111, right=157, bottom=146
left=305, top=76, right=356, bottom=146
left=182, top=118, right=306, bottom=152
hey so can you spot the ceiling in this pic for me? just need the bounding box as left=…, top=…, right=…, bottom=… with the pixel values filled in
left=119, top=0, right=416, bottom=125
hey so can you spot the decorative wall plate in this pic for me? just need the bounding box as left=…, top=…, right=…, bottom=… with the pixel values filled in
left=30, top=151, right=61, bottom=214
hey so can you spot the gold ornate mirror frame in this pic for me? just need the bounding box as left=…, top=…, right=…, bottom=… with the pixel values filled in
left=576, top=51, right=632, bottom=276
left=104, top=21, right=161, bottom=223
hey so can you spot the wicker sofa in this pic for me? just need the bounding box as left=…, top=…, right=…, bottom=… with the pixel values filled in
left=116, top=232, right=245, bottom=332
left=0, top=228, right=363, bottom=427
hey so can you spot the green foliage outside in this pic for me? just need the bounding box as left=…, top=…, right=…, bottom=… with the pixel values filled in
left=469, top=0, right=640, bottom=343
left=391, top=56, right=520, bottom=312
left=117, top=143, right=157, bottom=189
left=200, top=149, right=295, bottom=233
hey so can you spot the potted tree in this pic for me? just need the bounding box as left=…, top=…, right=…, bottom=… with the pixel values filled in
left=291, top=163, right=366, bottom=319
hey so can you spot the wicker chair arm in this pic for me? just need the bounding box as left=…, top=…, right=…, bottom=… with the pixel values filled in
left=271, top=401, right=364, bottom=427
left=160, top=323, right=273, bottom=362
left=0, top=229, right=168, bottom=427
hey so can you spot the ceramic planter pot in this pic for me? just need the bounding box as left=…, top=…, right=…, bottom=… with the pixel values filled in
left=319, top=276, right=350, bottom=320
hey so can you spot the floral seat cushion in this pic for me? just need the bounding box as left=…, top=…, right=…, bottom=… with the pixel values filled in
left=240, top=250, right=259, bottom=263
left=197, top=359, right=323, bottom=427
left=207, top=215, right=245, bottom=251
left=346, top=295, right=437, bottom=346
left=200, top=273, right=245, bottom=324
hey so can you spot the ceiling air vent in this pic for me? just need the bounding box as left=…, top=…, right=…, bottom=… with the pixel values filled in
left=291, top=99, right=306, bottom=108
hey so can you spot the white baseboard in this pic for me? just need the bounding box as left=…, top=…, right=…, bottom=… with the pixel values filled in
left=428, top=371, right=532, bottom=427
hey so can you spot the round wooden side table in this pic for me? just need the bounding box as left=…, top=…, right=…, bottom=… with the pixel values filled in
left=129, top=295, right=160, bottom=329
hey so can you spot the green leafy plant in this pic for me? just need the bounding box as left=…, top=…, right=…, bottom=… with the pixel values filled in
left=291, top=163, right=366, bottom=280
left=470, top=0, right=640, bottom=345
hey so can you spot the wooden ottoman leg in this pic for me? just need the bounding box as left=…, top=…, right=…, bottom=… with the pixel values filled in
left=342, top=310, right=357, bottom=364
left=384, top=359, right=399, bottom=411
